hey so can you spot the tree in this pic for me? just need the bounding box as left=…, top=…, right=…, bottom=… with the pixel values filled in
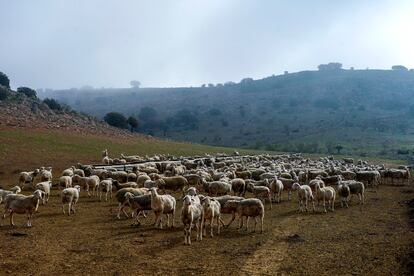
left=391, top=65, right=408, bottom=71
left=335, top=144, right=344, bottom=154
left=0, top=71, right=10, bottom=88
left=130, top=80, right=141, bottom=88
left=126, top=116, right=138, bottom=132
left=43, top=98, right=62, bottom=110
left=17, top=87, right=37, bottom=98
left=104, top=112, right=127, bottom=129
left=318, top=62, right=343, bottom=71
left=138, top=106, right=157, bottom=122
left=0, top=85, right=9, bottom=101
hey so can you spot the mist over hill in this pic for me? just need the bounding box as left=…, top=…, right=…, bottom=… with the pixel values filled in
left=39, top=66, right=414, bottom=159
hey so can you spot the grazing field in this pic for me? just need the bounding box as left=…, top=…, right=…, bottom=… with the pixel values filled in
left=0, top=128, right=260, bottom=183
left=0, top=185, right=412, bottom=275
left=0, top=128, right=413, bottom=275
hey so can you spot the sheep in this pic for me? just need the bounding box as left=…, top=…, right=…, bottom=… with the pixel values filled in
left=278, top=177, right=296, bottom=200
left=115, top=188, right=150, bottom=219
left=339, top=178, right=365, bottom=205
left=308, top=176, right=325, bottom=193
left=109, top=171, right=128, bottom=183
left=156, top=176, right=188, bottom=195
left=18, top=169, right=39, bottom=189
left=99, top=179, right=113, bottom=201
left=213, top=195, right=244, bottom=227
left=61, top=166, right=75, bottom=177
left=72, top=175, right=100, bottom=197
left=2, top=189, right=44, bottom=227
left=0, top=186, right=22, bottom=204
left=246, top=183, right=272, bottom=209
left=127, top=172, right=138, bottom=182
left=61, top=185, right=81, bottom=215
left=337, top=181, right=350, bottom=208
left=181, top=195, right=203, bottom=245
left=183, top=174, right=205, bottom=187
left=269, top=177, right=284, bottom=203
left=231, top=178, right=246, bottom=197
left=124, top=192, right=152, bottom=225
left=38, top=167, right=53, bottom=182
left=112, top=180, right=138, bottom=190
left=356, top=170, right=380, bottom=189
left=292, top=183, right=314, bottom=212
left=201, top=196, right=221, bottom=237
left=314, top=182, right=336, bottom=213
left=203, top=181, right=232, bottom=196
left=235, top=170, right=252, bottom=180
left=150, top=187, right=176, bottom=229
left=136, top=174, right=151, bottom=187
left=35, top=181, right=52, bottom=204
left=60, top=176, right=72, bottom=189
left=232, top=198, right=265, bottom=233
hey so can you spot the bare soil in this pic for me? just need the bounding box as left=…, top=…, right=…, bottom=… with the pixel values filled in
left=0, top=182, right=413, bottom=275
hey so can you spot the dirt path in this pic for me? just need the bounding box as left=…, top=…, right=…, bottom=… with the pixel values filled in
left=0, top=186, right=413, bottom=275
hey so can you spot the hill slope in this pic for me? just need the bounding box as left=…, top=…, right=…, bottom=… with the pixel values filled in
left=0, top=88, right=257, bottom=182
left=41, top=68, right=414, bottom=159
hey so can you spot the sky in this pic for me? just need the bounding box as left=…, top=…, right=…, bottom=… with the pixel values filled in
left=1, top=0, right=414, bottom=89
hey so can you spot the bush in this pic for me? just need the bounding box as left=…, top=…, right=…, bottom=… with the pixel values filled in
left=43, top=98, right=62, bottom=110
left=104, top=112, right=128, bottom=129
left=0, top=72, right=10, bottom=88
left=0, top=85, right=9, bottom=101
left=17, top=87, right=37, bottom=98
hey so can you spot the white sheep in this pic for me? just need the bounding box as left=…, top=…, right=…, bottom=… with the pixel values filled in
left=124, top=192, right=152, bottom=225
left=246, top=183, right=272, bottom=210
left=233, top=198, right=265, bottom=233
left=35, top=181, right=52, bottom=204
left=61, top=185, right=81, bottom=215
left=181, top=195, right=203, bottom=245
left=292, top=183, right=315, bottom=212
left=0, top=186, right=22, bottom=204
left=314, top=182, right=336, bottom=213
left=150, top=187, right=176, bottom=229
left=60, top=176, right=73, bottom=189
left=2, top=189, right=44, bottom=227
left=99, top=179, right=113, bottom=201
left=269, top=177, right=284, bottom=203
left=18, top=169, right=39, bottom=189
left=201, top=196, right=221, bottom=237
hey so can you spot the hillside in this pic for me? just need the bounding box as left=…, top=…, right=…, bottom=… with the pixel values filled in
left=0, top=87, right=258, bottom=182
left=41, top=67, right=414, bottom=160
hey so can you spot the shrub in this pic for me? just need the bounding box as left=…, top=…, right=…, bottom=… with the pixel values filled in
left=17, top=87, right=37, bottom=98
left=43, top=98, right=62, bottom=110
left=0, top=85, right=9, bottom=101
left=104, top=112, right=128, bottom=129
left=0, top=72, right=10, bottom=88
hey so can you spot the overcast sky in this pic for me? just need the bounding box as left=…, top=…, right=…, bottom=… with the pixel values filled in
left=1, top=0, right=413, bottom=89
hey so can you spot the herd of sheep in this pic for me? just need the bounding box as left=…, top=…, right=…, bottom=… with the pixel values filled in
left=0, top=150, right=411, bottom=245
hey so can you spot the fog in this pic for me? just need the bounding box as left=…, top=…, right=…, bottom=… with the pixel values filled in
left=1, top=0, right=413, bottom=89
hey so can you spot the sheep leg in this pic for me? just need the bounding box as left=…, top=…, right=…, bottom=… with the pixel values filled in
left=260, top=216, right=264, bottom=234
left=225, top=213, right=236, bottom=228
left=298, top=199, right=302, bottom=212
left=217, top=216, right=221, bottom=235
left=184, top=226, right=188, bottom=245
left=269, top=194, right=272, bottom=210
left=288, top=191, right=291, bottom=201
left=188, top=223, right=192, bottom=245
left=238, top=215, right=243, bottom=230
left=68, top=202, right=72, bottom=216
left=203, top=219, right=207, bottom=236
left=27, top=212, right=32, bottom=227
left=210, top=217, right=214, bottom=237
left=323, top=198, right=327, bottom=213
left=10, top=212, right=14, bottom=226
left=196, top=221, right=201, bottom=241
left=305, top=198, right=308, bottom=212
left=252, top=217, right=257, bottom=233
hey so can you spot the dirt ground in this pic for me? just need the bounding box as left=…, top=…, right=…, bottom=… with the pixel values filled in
left=0, top=174, right=413, bottom=276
